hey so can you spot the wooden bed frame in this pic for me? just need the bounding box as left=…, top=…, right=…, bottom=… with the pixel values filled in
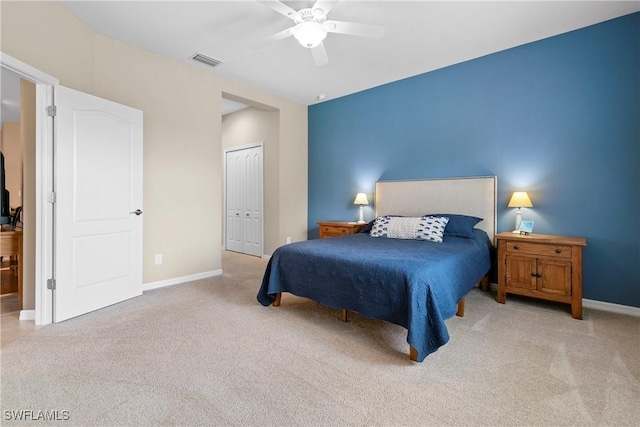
left=274, top=176, right=497, bottom=361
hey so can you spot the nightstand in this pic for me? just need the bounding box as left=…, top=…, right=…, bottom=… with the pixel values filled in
left=496, top=232, right=587, bottom=319
left=318, top=221, right=366, bottom=238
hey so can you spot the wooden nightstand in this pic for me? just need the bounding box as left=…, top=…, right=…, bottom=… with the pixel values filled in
left=318, top=221, right=366, bottom=238
left=496, top=232, right=587, bottom=319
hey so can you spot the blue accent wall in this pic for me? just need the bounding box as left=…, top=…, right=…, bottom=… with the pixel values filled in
left=308, top=13, right=640, bottom=308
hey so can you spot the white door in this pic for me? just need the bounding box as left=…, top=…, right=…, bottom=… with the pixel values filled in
left=54, top=85, right=143, bottom=322
left=242, top=146, right=262, bottom=256
left=225, top=150, right=243, bottom=252
left=225, top=145, right=263, bottom=256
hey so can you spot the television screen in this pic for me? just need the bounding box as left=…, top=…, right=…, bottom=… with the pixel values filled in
left=0, top=151, right=10, bottom=225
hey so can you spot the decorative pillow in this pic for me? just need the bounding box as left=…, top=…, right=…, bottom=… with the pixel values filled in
left=430, top=213, right=483, bottom=239
left=370, top=215, right=449, bottom=243
left=359, top=219, right=375, bottom=234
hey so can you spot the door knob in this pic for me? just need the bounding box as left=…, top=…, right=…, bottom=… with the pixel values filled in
left=129, top=209, right=143, bottom=216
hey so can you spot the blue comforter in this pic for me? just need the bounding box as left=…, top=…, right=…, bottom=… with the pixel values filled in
left=257, top=230, right=492, bottom=362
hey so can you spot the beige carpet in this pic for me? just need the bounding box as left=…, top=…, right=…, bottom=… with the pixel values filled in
left=1, top=251, right=638, bottom=426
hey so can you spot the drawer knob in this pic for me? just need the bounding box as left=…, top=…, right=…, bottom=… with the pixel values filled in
left=555, top=248, right=562, bottom=254
left=513, top=244, right=519, bottom=250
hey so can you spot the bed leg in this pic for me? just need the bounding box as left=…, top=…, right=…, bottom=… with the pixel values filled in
left=456, top=298, right=465, bottom=317
left=409, top=346, right=418, bottom=362
left=273, top=293, right=281, bottom=307
left=341, top=309, right=348, bottom=322
left=480, top=275, right=489, bottom=292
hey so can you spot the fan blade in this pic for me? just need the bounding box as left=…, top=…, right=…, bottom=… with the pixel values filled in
left=257, top=0, right=301, bottom=21
left=311, top=42, right=329, bottom=66
left=312, top=0, right=337, bottom=17
left=324, top=20, right=386, bottom=39
left=250, top=26, right=295, bottom=49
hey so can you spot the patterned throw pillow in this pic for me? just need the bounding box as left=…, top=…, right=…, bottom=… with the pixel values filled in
left=370, top=215, right=449, bottom=243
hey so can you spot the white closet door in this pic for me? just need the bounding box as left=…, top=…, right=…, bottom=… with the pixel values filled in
left=225, top=145, right=263, bottom=256
left=225, top=151, right=242, bottom=252
left=242, top=147, right=262, bottom=256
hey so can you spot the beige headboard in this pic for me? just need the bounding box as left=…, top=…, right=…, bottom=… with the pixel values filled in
left=375, top=176, right=497, bottom=241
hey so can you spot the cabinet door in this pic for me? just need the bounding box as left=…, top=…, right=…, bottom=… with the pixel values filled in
left=505, top=255, right=537, bottom=291
left=537, top=259, right=572, bottom=296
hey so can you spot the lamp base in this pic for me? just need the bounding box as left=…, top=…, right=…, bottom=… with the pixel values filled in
left=513, top=209, right=522, bottom=234
left=357, top=220, right=366, bottom=224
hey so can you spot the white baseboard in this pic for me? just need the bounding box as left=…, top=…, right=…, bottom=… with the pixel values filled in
left=488, top=282, right=640, bottom=317
left=583, top=299, right=640, bottom=317
left=143, top=269, right=223, bottom=292
left=262, top=254, right=271, bottom=260
left=19, top=310, right=35, bottom=321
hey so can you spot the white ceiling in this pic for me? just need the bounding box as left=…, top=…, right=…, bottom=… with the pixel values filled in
left=57, top=0, right=639, bottom=107
left=2, top=1, right=638, bottom=124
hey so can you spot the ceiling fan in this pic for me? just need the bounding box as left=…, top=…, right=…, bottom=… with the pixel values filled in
left=255, top=0, right=385, bottom=66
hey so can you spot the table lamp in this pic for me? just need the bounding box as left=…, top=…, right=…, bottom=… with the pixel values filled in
left=354, top=193, right=369, bottom=224
left=508, top=191, right=533, bottom=233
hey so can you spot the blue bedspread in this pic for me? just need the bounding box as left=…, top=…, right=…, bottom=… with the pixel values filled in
left=257, top=230, right=492, bottom=362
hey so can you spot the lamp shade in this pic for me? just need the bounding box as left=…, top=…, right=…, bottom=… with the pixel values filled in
left=508, top=192, right=533, bottom=208
left=353, top=193, right=369, bottom=205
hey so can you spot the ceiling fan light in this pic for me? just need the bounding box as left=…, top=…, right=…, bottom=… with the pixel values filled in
left=293, top=21, right=327, bottom=48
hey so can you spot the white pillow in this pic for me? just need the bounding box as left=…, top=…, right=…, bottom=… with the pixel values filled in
left=370, top=216, right=449, bottom=243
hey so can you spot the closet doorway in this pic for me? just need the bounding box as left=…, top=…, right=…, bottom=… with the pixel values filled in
left=224, top=144, right=263, bottom=257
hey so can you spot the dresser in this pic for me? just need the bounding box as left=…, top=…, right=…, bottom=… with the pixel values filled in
left=496, top=232, right=587, bottom=319
left=0, top=227, right=23, bottom=307
left=318, top=221, right=366, bottom=238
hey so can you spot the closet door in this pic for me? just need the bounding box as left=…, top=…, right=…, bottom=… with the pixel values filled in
left=225, top=151, right=243, bottom=252
left=241, top=147, right=262, bottom=256
left=225, top=145, right=263, bottom=256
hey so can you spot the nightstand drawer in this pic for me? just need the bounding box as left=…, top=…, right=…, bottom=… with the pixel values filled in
left=320, top=225, right=350, bottom=236
left=317, top=221, right=365, bottom=239
left=505, top=241, right=572, bottom=258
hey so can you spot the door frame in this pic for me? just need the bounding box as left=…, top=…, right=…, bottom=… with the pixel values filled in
left=1, top=52, right=58, bottom=325
left=223, top=142, right=264, bottom=257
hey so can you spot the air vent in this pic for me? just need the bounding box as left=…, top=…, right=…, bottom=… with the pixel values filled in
left=191, top=52, right=223, bottom=68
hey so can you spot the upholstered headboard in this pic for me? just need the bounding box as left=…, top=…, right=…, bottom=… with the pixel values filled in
left=375, top=176, right=497, bottom=241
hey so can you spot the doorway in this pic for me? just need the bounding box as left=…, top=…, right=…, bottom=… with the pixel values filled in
left=1, top=53, right=144, bottom=325
left=0, top=54, right=57, bottom=324
left=224, top=144, right=263, bottom=257
left=1, top=67, right=24, bottom=302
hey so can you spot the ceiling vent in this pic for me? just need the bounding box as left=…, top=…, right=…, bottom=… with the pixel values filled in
left=191, top=52, right=223, bottom=68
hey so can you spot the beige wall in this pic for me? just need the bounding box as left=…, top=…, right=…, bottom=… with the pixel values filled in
left=0, top=121, right=22, bottom=208
left=0, top=1, right=95, bottom=94
left=222, top=107, right=280, bottom=255
left=1, top=1, right=307, bottom=307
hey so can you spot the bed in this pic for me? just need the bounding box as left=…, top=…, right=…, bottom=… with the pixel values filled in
left=257, top=176, right=497, bottom=362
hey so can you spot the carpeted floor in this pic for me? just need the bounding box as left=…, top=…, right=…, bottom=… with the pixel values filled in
left=1, top=251, right=638, bottom=426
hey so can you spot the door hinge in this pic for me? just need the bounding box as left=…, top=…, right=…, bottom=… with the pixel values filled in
left=47, top=105, right=57, bottom=117
left=47, top=278, right=56, bottom=290
left=48, top=192, right=56, bottom=204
